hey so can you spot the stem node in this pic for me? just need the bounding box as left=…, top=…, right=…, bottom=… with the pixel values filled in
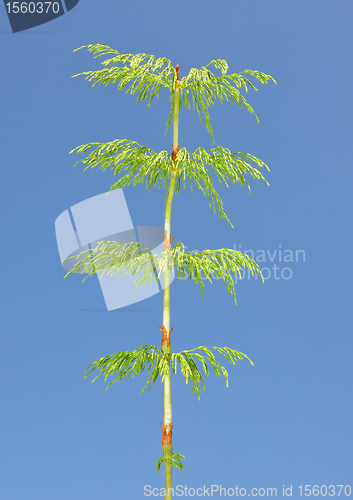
left=175, top=64, right=180, bottom=83
left=161, top=422, right=173, bottom=446
left=171, top=143, right=179, bottom=161
left=160, top=324, right=173, bottom=353
left=163, top=234, right=174, bottom=251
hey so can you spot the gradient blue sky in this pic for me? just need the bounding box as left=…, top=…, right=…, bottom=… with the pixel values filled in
left=1, top=1, right=352, bottom=499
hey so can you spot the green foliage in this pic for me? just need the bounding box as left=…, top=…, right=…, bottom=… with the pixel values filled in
left=171, top=346, right=253, bottom=400
left=156, top=454, right=185, bottom=473
left=72, top=44, right=175, bottom=107
left=173, top=145, right=270, bottom=227
left=84, top=344, right=252, bottom=400
left=63, top=240, right=262, bottom=305
left=175, top=61, right=277, bottom=143
left=63, top=241, right=160, bottom=290
left=84, top=344, right=168, bottom=392
left=70, top=139, right=172, bottom=191
left=172, top=242, right=263, bottom=305
left=70, top=140, right=269, bottom=227
left=73, top=45, right=276, bottom=142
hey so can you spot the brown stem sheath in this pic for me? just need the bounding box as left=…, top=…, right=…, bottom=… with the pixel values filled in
left=161, top=422, right=173, bottom=446
left=160, top=324, right=173, bottom=348
left=175, top=64, right=180, bottom=82
left=163, top=234, right=174, bottom=251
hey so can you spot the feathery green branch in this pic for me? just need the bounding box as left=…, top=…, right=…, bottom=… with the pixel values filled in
left=172, top=242, right=264, bottom=304
left=63, top=240, right=160, bottom=290
left=178, top=61, right=276, bottom=143
left=84, top=345, right=167, bottom=392
left=73, top=44, right=175, bottom=107
left=173, top=146, right=270, bottom=226
left=171, top=346, right=253, bottom=400
left=70, top=139, right=172, bottom=192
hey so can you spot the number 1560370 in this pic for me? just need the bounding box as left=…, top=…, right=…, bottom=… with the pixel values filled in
left=298, top=485, right=351, bottom=496
left=5, top=2, right=60, bottom=14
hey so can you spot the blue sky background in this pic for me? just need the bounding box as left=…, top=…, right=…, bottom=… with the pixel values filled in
left=0, top=1, right=352, bottom=499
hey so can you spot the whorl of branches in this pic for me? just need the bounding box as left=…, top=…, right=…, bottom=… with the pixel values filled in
left=70, top=140, right=269, bottom=227
left=64, top=240, right=263, bottom=305
left=73, top=44, right=276, bottom=142
left=84, top=344, right=253, bottom=400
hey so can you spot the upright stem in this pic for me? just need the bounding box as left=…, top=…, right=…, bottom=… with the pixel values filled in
left=161, top=65, right=180, bottom=500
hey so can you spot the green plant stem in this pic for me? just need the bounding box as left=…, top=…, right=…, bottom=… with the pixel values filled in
left=161, top=69, right=180, bottom=500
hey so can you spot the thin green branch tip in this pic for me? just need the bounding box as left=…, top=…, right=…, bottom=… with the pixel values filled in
left=156, top=454, right=185, bottom=473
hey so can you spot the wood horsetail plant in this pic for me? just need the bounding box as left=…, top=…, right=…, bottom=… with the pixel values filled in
left=64, top=44, right=276, bottom=498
